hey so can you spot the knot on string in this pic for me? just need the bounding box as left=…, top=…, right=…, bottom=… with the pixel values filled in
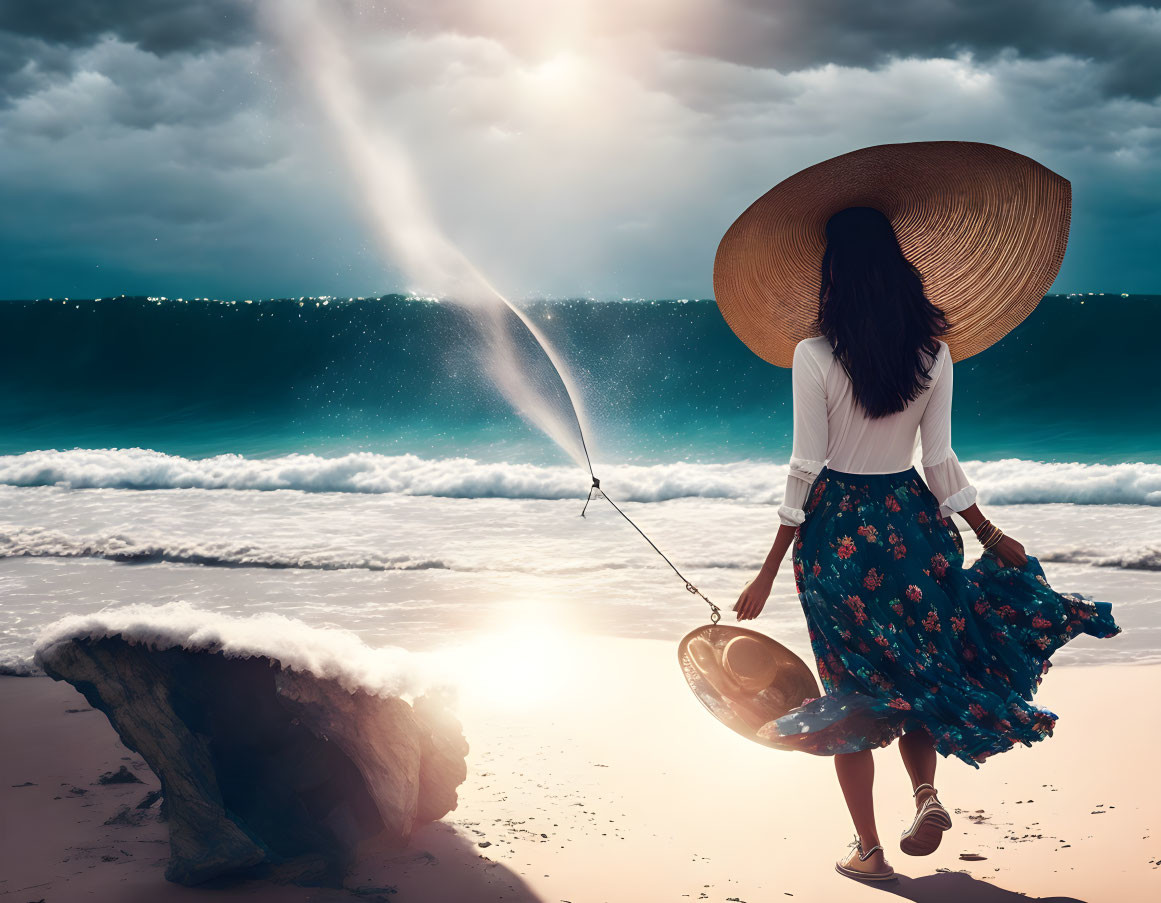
left=579, top=476, right=602, bottom=518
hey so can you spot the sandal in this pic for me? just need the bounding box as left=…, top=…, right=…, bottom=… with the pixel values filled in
left=900, top=782, right=953, bottom=856
left=834, top=835, right=896, bottom=882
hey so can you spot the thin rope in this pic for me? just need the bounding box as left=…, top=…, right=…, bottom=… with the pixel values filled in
left=562, top=362, right=718, bottom=622
left=580, top=477, right=721, bottom=623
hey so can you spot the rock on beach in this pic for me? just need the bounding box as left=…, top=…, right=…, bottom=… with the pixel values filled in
left=35, top=632, right=468, bottom=886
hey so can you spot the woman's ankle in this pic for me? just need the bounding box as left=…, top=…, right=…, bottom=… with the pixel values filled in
left=914, top=784, right=937, bottom=806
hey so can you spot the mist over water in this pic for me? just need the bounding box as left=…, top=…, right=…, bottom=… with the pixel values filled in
left=256, top=0, right=596, bottom=473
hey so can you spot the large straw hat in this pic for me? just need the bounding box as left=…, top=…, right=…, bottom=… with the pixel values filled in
left=712, top=141, right=1071, bottom=367
left=678, top=624, right=820, bottom=749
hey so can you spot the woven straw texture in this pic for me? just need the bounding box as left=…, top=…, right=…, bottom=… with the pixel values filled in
left=712, top=141, right=1071, bottom=368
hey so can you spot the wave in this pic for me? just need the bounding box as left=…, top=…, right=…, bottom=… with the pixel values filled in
left=961, top=460, right=1161, bottom=507
left=0, top=526, right=448, bottom=571
left=0, top=653, right=38, bottom=676
left=5, top=523, right=1159, bottom=575
left=3, top=295, right=1160, bottom=466
left=2, top=448, right=1161, bottom=506
left=1038, top=546, right=1161, bottom=571
left=7, top=521, right=1160, bottom=576
left=0, top=524, right=757, bottom=574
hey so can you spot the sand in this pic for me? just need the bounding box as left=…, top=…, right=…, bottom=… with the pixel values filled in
left=1, top=634, right=1157, bottom=903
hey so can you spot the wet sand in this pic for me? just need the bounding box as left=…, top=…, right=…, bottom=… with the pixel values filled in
left=1, top=635, right=1156, bottom=902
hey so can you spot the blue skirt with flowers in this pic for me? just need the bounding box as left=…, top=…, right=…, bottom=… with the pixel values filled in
left=763, top=466, right=1121, bottom=767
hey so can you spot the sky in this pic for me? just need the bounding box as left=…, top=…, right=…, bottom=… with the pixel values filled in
left=1, top=0, right=1159, bottom=301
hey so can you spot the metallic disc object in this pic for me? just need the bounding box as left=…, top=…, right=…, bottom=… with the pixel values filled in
left=678, top=623, right=821, bottom=749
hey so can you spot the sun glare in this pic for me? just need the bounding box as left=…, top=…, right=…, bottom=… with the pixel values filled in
left=529, top=52, right=583, bottom=95
left=440, top=615, right=582, bottom=711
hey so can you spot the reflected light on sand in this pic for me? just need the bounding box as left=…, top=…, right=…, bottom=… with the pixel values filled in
left=438, top=614, right=583, bottom=712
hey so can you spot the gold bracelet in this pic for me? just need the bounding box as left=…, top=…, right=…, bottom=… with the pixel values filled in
left=973, top=519, right=998, bottom=546
left=983, top=529, right=1005, bottom=551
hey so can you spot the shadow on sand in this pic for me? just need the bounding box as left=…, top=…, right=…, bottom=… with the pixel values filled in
left=872, top=871, right=1087, bottom=903
left=338, top=820, right=545, bottom=903
left=112, top=823, right=544, bottom=903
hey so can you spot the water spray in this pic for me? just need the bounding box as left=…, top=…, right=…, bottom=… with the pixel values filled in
left=261, top=0, right=722, bottom=625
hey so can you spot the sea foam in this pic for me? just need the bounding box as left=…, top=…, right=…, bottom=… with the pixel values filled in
left=0, top=525, right=449, bottom=571
left=4, top=523, right=1160, bottom=574
left=1038, top=546, right=1161, bottom=571
left=32, top=601, right=446, bottom=699
left=1, top=448, right=1159, bottom=507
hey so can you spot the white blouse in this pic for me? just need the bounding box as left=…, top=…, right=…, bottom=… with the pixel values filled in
left=778, top=336, right=977, bottom=527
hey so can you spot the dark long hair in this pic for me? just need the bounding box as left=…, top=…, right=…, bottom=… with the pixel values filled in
left=817, top=206, right=950, bottom=418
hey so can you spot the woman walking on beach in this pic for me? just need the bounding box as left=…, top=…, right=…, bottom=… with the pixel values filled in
left=715, top=143, right=1121, bottom=882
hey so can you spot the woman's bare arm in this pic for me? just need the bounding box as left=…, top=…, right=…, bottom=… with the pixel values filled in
left=954, top=503, right=1028, bottom=568
left=734, top=523, right=798, bottom=620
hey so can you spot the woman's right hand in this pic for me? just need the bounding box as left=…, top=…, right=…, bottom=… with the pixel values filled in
left=990, top=534, right=1028, bottom=569
left=734, top=572, right=774, bottom=621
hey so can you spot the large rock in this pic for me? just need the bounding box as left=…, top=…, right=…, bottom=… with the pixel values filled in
left=36, top=635, right=468, bottom=886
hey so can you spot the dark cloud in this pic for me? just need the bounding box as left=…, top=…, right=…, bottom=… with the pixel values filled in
left=0, top=0, right=1158, bottom=299
left=0, top=0, right=255, bottom=55
left=686, top=0, right=1161, bottom=101
left=3, top=1, right=1158, bottom=105
left=0, top=0, right=256, bottom=106
left=0, top=32, right=75, bottom=105
left=347, top=0, right=1161, bottom=101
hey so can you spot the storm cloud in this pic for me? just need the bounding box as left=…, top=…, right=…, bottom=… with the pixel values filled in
left=1, top=0, right=1159, bottom=300
left=0, top=0, right=253, bottom=56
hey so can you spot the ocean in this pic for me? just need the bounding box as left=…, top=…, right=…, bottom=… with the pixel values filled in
left=2, top=294, right=1160, bottom=464
left=1, top=294, right=1158, bottom=672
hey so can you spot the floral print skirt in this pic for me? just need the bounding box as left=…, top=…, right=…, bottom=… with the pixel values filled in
left=763, top=466, right=1121, bottom=767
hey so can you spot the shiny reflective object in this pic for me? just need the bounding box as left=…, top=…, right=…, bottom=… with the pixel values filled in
left=678, top=624, right=821, bottom=749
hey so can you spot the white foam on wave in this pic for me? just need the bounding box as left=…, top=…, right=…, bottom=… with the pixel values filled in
left=0, top=525, right=448, bottom=571
left=2, top=448, right=1160, bottom=507
left=0, top=652, right=39, bottom=676
left=963, top=459, right=1161, bottom=506
left=6, top=520, right=1160, bottom=574
left=1039, top=546, right=1161, bottom=572
left=0, top=523, right=773, bottom=573
left=32, top=601, right=448, bottom=699
left=0, top=448, right=585, bottom=498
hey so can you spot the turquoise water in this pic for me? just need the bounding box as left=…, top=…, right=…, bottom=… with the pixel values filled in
left=0, top=294, right=1156, bottom=466
left=1, top=294, right=1159, bottom=675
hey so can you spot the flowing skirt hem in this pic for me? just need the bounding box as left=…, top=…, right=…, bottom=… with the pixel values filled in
left=764, top=467, right=1122, bottom=767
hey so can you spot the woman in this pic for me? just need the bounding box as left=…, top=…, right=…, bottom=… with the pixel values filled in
left=730, top=205, right=1120, bottom=881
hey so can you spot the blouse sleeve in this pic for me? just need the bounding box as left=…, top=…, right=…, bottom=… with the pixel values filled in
left=778, top=341, right=828, bottom=527
left=919, top=344, right=978, bottom=519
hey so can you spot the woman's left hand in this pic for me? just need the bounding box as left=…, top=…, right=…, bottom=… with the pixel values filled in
left=990, top=534, right=1028, bottom=569
left=734, top=571, right=774, bottom=621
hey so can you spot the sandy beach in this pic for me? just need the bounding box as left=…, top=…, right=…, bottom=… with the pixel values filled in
left=3, top=634, right=1156, bottom=903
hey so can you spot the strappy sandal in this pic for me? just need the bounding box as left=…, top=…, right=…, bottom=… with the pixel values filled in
left=900, top=782, right=953, bottom=856
left=834, top=835, right=896, bottom=882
